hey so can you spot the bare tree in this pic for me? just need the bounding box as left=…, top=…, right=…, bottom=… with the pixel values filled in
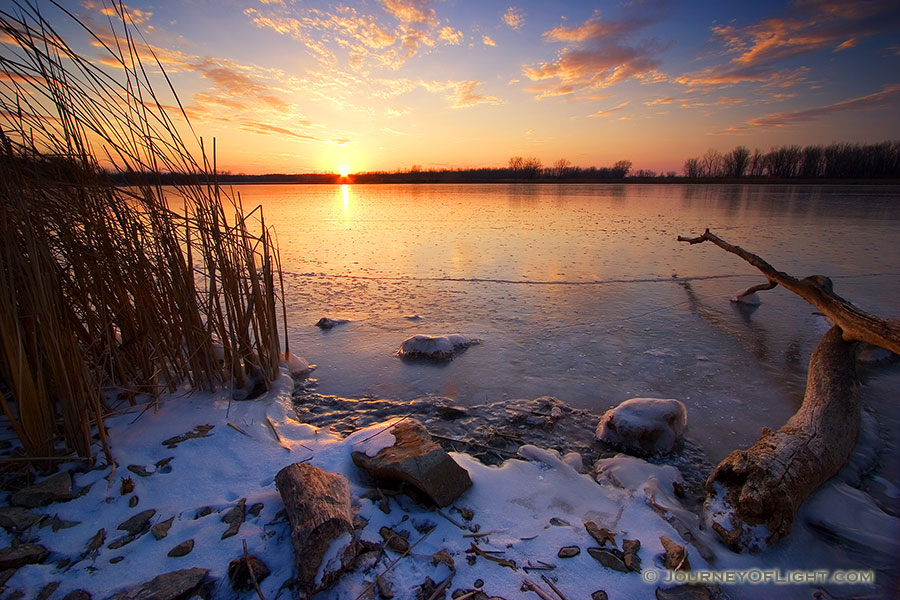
left=747, top=148, right=765, bottom=177
left=723, top=146, right=750, bottom=177
left=701, top=149, right=723, bottom=177
left=683, top=157, right=702, bottom=178
left=551, top=158, right=572, bottom=178
left=522, top=157, right=542, bottom=179
left=612, top=159, right=632, bottom=178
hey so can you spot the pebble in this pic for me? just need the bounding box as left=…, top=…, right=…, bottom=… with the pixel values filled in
left=117, top=509, right=155, bottom=535
left=248, top=503, right=264, bottom=517
left=557, top=546, right=580, bottom=558
left=167, top=539, right=194, bottom=557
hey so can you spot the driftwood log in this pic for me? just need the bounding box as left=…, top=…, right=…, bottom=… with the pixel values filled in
left=275, top=463, right=358, bottom=596
left=677, top=229, right=899, bottom=551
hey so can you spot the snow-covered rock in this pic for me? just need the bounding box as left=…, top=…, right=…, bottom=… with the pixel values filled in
left=595, top=397, right=687, bottom=455
left=279, top=351, right=313, bottom=377
left=592, top=453, right=685, bottom=494
left=397, top=334, right=478, bottom=360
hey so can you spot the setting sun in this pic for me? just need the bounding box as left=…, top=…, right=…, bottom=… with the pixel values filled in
left=339, top=166, right=350, bottom=178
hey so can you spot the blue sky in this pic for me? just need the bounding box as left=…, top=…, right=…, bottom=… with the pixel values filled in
left=19, top=0, right=900, bottom=173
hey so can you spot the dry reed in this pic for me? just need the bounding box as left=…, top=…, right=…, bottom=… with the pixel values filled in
left=0, top=0, right=288, bottom=464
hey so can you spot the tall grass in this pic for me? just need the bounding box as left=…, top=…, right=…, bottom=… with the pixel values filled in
left=0, top=1, right=288, bottom=464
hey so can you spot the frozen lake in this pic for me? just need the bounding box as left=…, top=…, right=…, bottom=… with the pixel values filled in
left=235, top=183, right=900, bottom=463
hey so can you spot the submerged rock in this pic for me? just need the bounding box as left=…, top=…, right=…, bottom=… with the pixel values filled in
left=351, top=419, right=472, bottom=506
left=10, top=471, right=74, bottom=508
left=596, top=398, right=687, bottom=455
left=316, top=317, right=348, bottom=329
left=397, top=334, right=479, bottom=361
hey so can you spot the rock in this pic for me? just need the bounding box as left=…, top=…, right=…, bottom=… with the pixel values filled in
left=109, top=556, right=124, bottom=564
left=660, top=536, right=691, bottom=571
left=351, top=419, right=472, bottom=507
left=118, top=509, right=155, bottom=536
left=587, top=548, right=629, bottom=573
left=162, top=425, right=214, bottom=449
left=592, top=592, right=609, bottom=600
left=0, top=544, right=49, bottom=570
left=81, top=529, right=105, bottom=559
left=43, top=515, right=80, bottom=531
left=436, top=404, right=468, bottom=419
left=655, top=585, right=716, bottom=600
left=228, top=554, right=270, bottom=592
left=128, top=496, right=139, bottom=508
left=120, top=478, right=134, bottom=495
left=0, top=507, right=43, bottom=532
left=623, top=538, right=642, bottom=572
left=596, top=398, right=687, bottom=455
left=194, top=506, right=212, bottom=519
left=584, top=521, right=616, bottom=547
left=557, top=546, right=580, bottom=558
left=108, top=535, right=137, bottom=550
left=37, top=582, right=59, bottom=600
left=167, top=539, right=194, bottom=557
left=126, top=465, right=151, bottom=477
left=376, top=575, right=394, bottom=598
left=62, top=591, right=91, bottom=600
left=281, top=351, right=313, bottom=377
left=562, top=452, right=583, bottom=472
left=316, top=317, right=348, bottom=329
left=397, top=334, right=478, bottom=361
left=107, top=568, right=208, bottom=600
left=151, top=517, right=174, bottom=540
left=10, top=471, right=74, bottom=507
left=379, top=527, right=410, bottom=553
left=248, top=503, right=264, bottom=517
left=221, top=498, right=246, bottom=539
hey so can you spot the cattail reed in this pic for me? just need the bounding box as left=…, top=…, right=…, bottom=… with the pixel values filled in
left=0, top=0, right=289, bottom=464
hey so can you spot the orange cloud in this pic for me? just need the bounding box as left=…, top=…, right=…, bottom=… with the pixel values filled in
left=482, top=35, right=496, bottom=47
left=439, top=26, right=463, bottom=45
left=503, top=7, right=524, bottom=31
left=421, top=80, right=502, bottom=108
left=589, top=100, right=629, bottom=117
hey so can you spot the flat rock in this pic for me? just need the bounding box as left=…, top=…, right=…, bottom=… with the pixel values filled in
left=107, top=568, right=209, bottom=600
left=596, top=398, right=687, bottom=455
left=397, top=334, right=478, bottom=361
left=221, top=498, right=246, bottom=539
left=228, top=554, right=270, bottom=592
left=248, top=503, right=264, bottom=517
left=0, top=507, right=43, bottom=531
left=10, top=472, right=73, bottom=508
left=557, top=546, right=580, bottom=558
left=117, top=509, right=155, bottom=536
left=0, top=543, right=49, bottom=570
left=351, top=419, right=472, bottom=507
left=587, top=548, right=629, bottom=573
left=151, top=517, right=174, bottom=540
left=167, top=539, right=194, bottom=557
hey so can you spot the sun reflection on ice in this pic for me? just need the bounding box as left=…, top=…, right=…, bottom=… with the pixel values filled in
left=342, top=183, right=349, bottom=209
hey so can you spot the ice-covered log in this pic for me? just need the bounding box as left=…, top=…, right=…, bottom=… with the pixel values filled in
left=274, top=463, right=357, bottom=595
left=704, top=326, right=860, bottom=551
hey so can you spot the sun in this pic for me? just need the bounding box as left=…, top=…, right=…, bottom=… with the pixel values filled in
left=338, top=165, right=350, bottom=177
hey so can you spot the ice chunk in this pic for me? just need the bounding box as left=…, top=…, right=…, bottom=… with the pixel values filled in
left=397, top=334, right=478, bottom=360
left=596, top=397, right=687, bottom=455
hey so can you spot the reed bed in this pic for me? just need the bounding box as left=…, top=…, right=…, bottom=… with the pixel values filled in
left=0, top=1, right=288, bottom=464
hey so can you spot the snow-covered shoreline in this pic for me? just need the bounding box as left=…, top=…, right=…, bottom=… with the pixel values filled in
left=0, top=368, right=896, bottom=599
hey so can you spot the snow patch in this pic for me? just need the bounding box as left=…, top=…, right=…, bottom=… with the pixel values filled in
left=346, top=418, right=402, bottom=457
left=314, top=532, right=352, bottom=586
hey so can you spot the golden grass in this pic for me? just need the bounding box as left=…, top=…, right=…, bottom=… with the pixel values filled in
left=0, top=1, right=288, bottom=463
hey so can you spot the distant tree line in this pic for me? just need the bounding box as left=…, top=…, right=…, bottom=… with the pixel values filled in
left=683, top=141, right=900, bottom=179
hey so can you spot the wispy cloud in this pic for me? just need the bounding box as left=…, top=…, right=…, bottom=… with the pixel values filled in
left=589, top=100, right=629, bottom=117
left=421, top=80, right=503, bottom=108
left=503, top=7, right=524, bottom=31
left=524, top=11, right=664, bottom=100
left=747, top=83, right=900, bottom=127
left=482, top=35, right=496, bottom=47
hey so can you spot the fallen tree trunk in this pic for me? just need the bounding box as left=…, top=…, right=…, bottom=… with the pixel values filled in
left=677, top=229, right=899, bottom=552
left=704, top=326, right=860, bottom=550
left=275, top=463, right=358, bottom=596
left=678, top=229, right=900, bottom=354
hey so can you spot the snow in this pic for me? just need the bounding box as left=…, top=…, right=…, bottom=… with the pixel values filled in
left=0, top=373, right=894, bottom=599
left=731, top=290, right=761, bottom=304
left=280, top=351, right=313, bottom=376
left=346, top=418, right=400, bottom=457
left=315, top=532, right=353, bottom=586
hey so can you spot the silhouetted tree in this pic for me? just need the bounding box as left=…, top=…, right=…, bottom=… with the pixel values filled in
left=612, top=159, right=632, bottom=178
left=683, top=157, right=702, bottom=178
left=748, top=148, right=765, bottom=177
left=723, top=146, right=750, bottom=177
left=551, top=158, right=572, bottom=178
left=701, top=149, right=723, bottom=177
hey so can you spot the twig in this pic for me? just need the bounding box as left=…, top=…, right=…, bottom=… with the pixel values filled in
left=541, top=575, right=569, bottom=600
left=228, top=422, right=250, bottom=436
left=523, top=560, right=556, bottom=572
left=430, top=433, right=519, bottom=458
left=425, top=572, right=454, bottom=600
left=353, top=527, right=435, bottom=600
left=522, top=579, right=556, bottom=600
left=462, top=531, right=497, bottom=538
left=242, top=539, right=265, bottom=600
left=353, top=415, right=410, bottom=446
left=265, top=416, right=291, bottom=451
left=436, top=509, right=465, bottom=529
left=467, top=543, right=516, bottom=570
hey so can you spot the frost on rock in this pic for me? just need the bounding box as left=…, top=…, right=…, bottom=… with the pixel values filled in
left=279, top=351, right=313, bottom=377
left=596, top=397, right=687, bottom=456
left=397, top=334, right=479, bottom=361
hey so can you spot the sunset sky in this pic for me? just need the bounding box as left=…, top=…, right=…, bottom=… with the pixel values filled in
left=36, top=0, right=900, bottom=174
